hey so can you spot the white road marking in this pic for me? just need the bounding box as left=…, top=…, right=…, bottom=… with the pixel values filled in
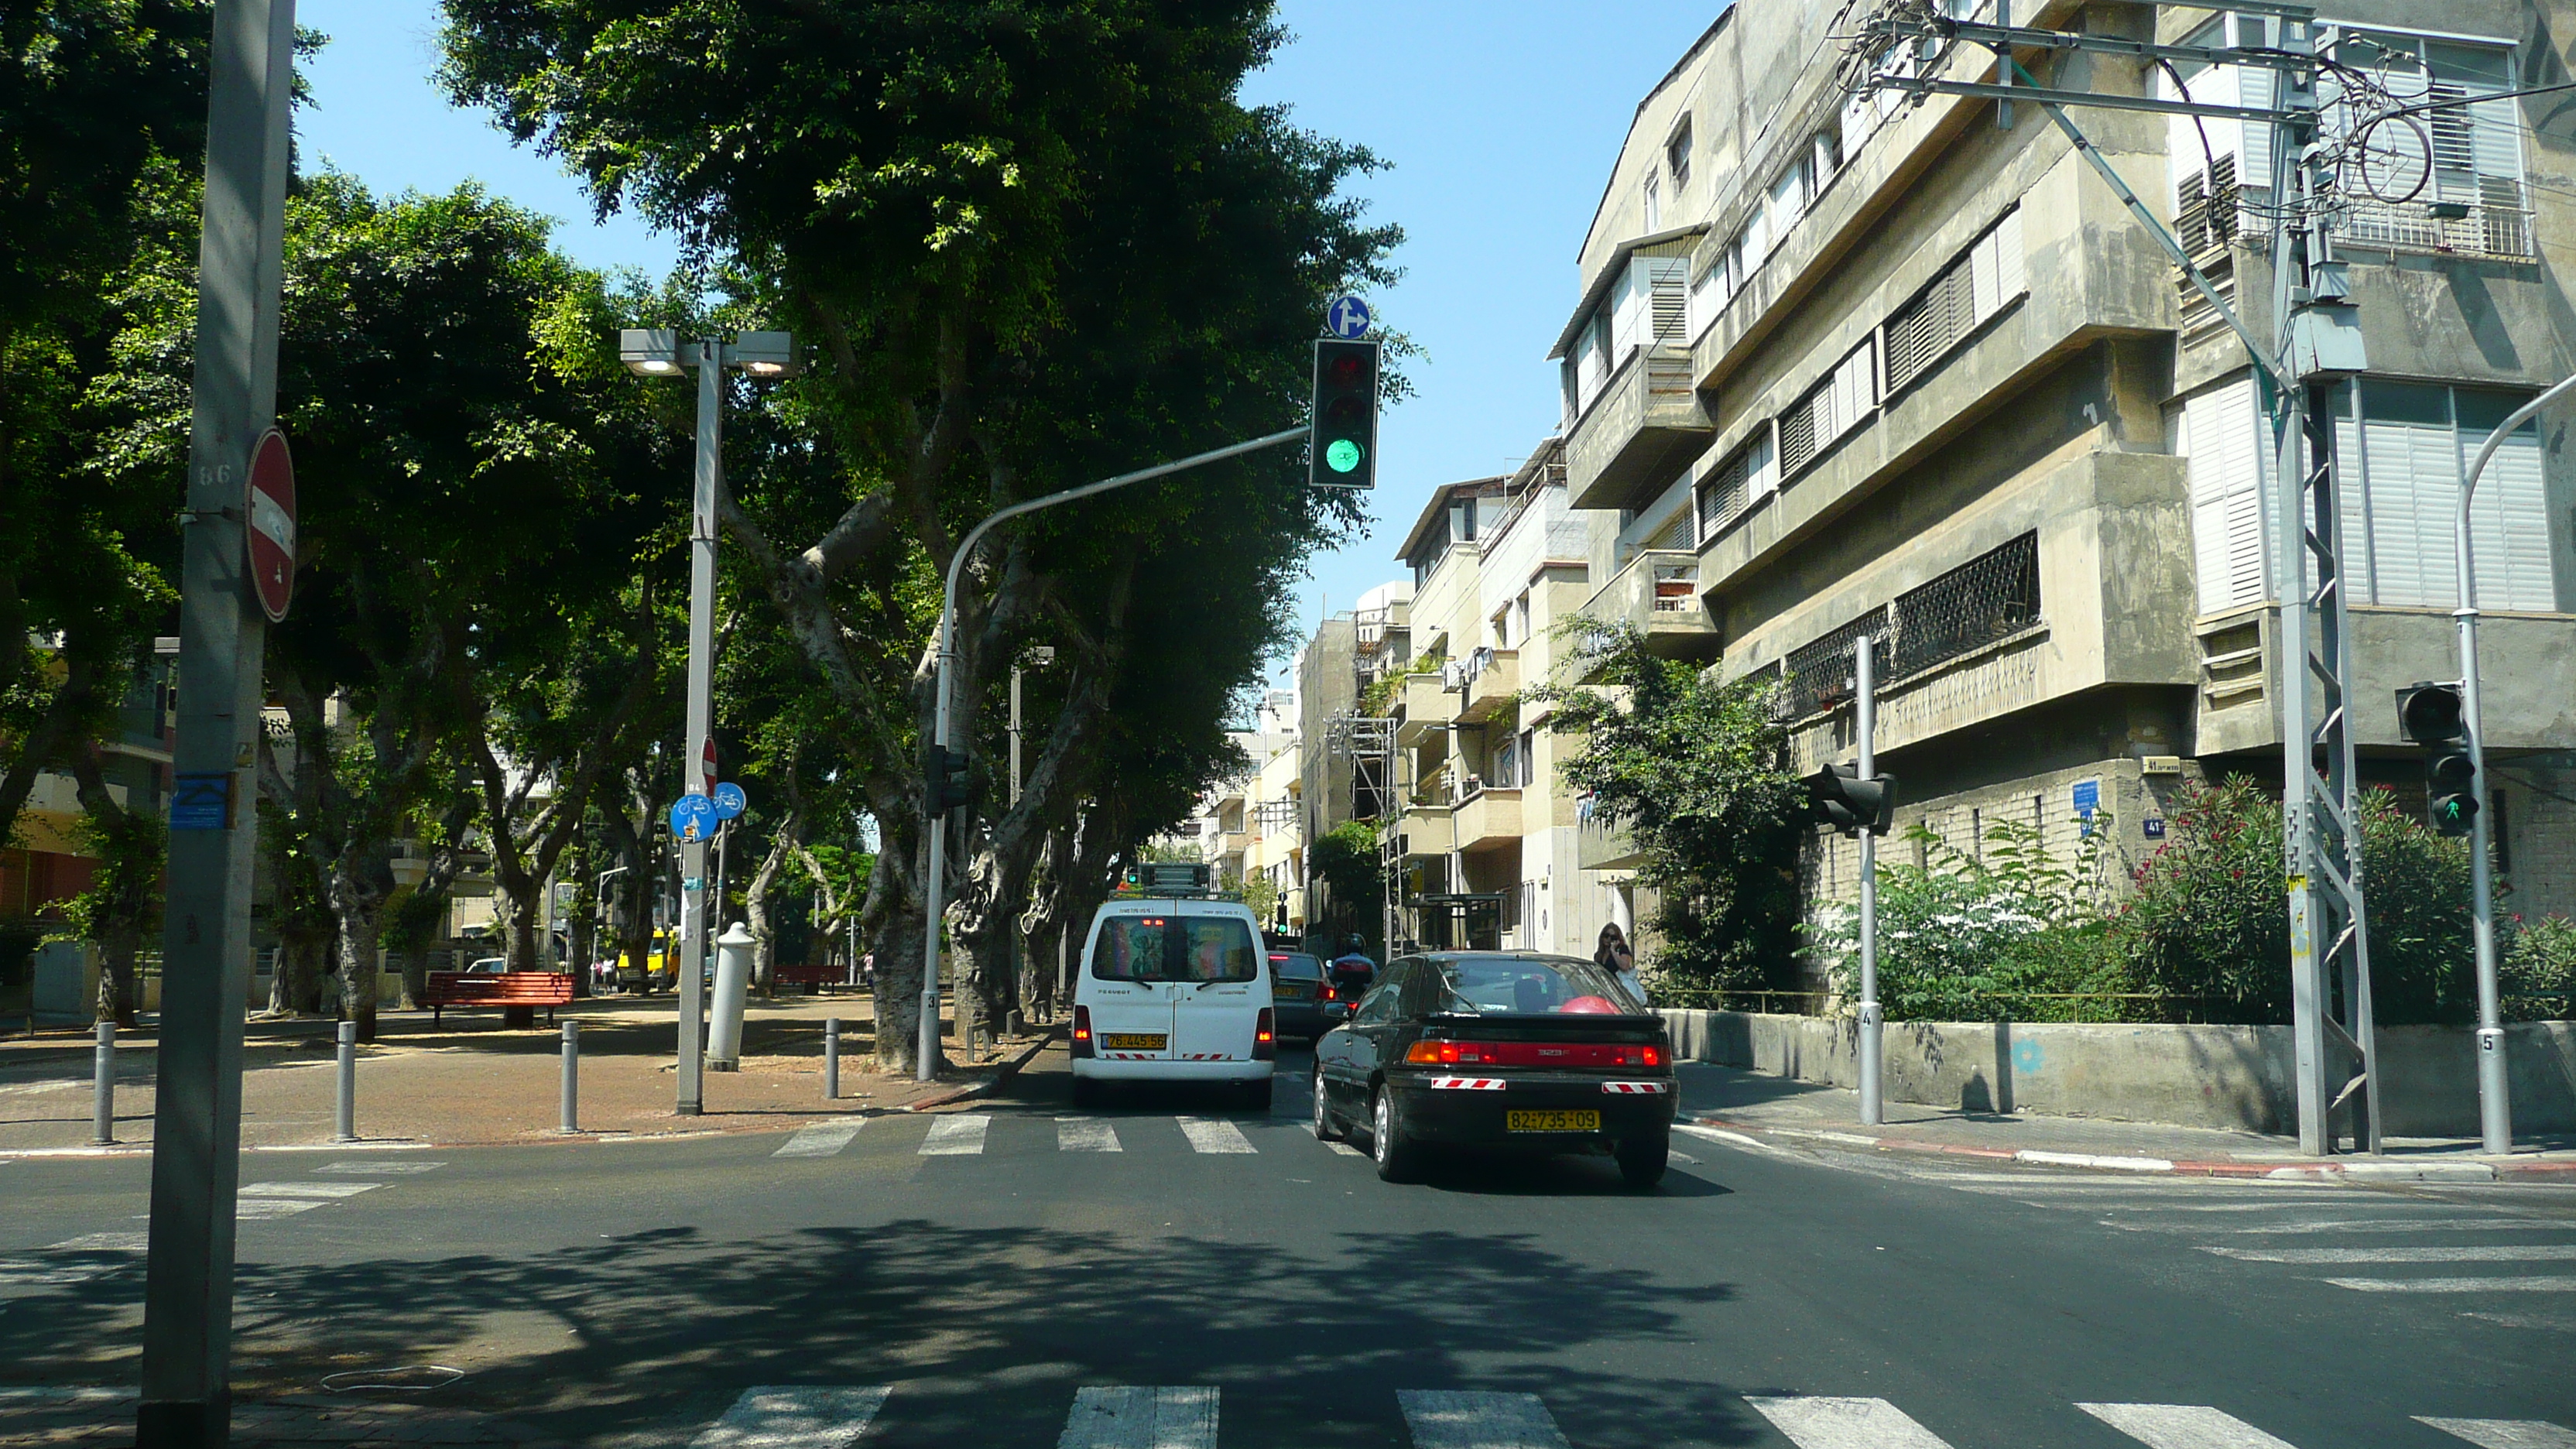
left=918, top=1115, right=990, bottom=1156
left=774, top=1122, right=866, bottom=1158
left=314, top=1160, right=444, bottom=1175
left=1176, top=1118, right=1256, bottom=1155
left=1057, top=1385, right=1217, bottom=1449
left=1397, top=1389, right=1572, bottom=1449
left=1057, top=1118, right=1122, bottom=1153
left=1910, top=1172, right=2339, bottom=1187
left=46, top=1234, right=147, bottom=1253
left=2013, top=1149, right=2175, bottom=1172
left=0, top=1260, right=104, bottom=1286
left=1745, top=1395, right=1956, bottom=1448
left=690, top=1385, right=892, bottom=1449
left=1324, top=1142, right=1364, bottom=1156
left=2325, top=1276, right=2576, bottom=1293
left=2078, top=1403, right=2298, bottom=1447
left=239, top=1180, right=381, bottom=1198
left=1675, top=1123, right=1785, bottom=1156
left=2108, top=1218, right=2561, bottom=1236
left=2417, top=1417, right=2576, bottom=1447
left=2204, top=1245, right=2576, bottom=1264
left=236, top=1199, right=326, bottom=1220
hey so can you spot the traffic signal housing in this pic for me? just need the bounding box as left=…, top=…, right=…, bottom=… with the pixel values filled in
left=1807, top=762, right=1896, bottom=838
left=1310, top=338, right=1379, bottom=489
left=926, top=744, right=974, bottom=814
left=2397, top=681, right=2478, bottom=838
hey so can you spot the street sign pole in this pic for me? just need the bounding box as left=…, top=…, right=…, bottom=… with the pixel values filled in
left=677, top=340, right=721, bottom=1115
left=1855, top=635, right=1883, bottom=1128
left=138, top=1, right=297, bottom=1443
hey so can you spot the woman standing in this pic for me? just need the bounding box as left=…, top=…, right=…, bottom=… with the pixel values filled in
left=1595, top=923, right=1642, bottom=1005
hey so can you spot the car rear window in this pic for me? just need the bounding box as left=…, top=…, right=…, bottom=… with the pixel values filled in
left=1268, top=953, right=1324, bottom=981
left=1433, top=957, right=1634, bottom=1015
left=1092, top=915, right=1260, bottom=984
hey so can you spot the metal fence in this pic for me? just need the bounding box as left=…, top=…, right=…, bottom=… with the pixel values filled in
left=1775, top=533, right=2040, bottom=721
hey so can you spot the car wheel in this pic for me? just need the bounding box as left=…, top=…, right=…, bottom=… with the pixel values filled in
left=1311, top=1064, right=1344, bottom=1141
left=1615, top=1134, right=1669, bottom=1190
left=1372, top=1087, right=1423, bottom=1184
left=1070, top=1075, right=1102, bottom=1110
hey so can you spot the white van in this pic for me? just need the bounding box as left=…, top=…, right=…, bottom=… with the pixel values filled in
left=1070, top=891, right=1275, bottom=1110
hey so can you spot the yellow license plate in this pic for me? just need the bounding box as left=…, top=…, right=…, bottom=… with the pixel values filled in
left=1506, top=1109, right=1601, bottom=1133
left=1102, top=1033, right=1167, bottom=1050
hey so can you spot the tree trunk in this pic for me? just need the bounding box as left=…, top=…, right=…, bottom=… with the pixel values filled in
left=867, top=831, right=935, bottom=1075
left=94, top=927, right=141, bottom=1028
left=276, top=928, right=330, bottom=1016
left=744, top=809, right=800, bottom=998
left=325, top=855, right=388, bottom=1043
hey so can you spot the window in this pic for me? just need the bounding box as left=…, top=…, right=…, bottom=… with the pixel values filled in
left=1666, top=116, right=1694, bottom=193
left=1643, top=170, right=1661, bottom=231
left=1766, top=163, right=1809, bottom=252
left=1883, top=208, right=2026, bottom=395
left=1695, top=426, right=1778, bottom=540
left=1091, top=915, right=1259, bottom=983
left=2328, top=29, right=2527, bottom=256
left=1490, top=732, right=1519, bottom=793
left=1779, top=338, right=1877, bottom=478
left=1781, top=608, right=1889, bottom=720
left=1434, top=956, right=1633, bottom=1015
left=1516, top=729, right=1536, bottom=789
left=1889, top=533, right=2041, bottom=676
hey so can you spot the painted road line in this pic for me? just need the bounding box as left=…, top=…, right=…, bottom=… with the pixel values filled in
left=240, top=1180, right=382, bottom=1198
left=2324, top=1276, right=2576, bottom=1293
left=314, top=1160, right=445, bottom=1175
left=2077, top=1403, right=2298, bottom=1448
left=2204, top=1245, right=2576, bottom=1264
left=46, top=1233, right=148, bottom=1253
left=919, top=1115, right=990, bottom=1156
left=1397, top=1389, right=1571, bottom=1449
left=773, top=1122, right=866, bottom=1158
left=1057, top=1386, right=1218, bottom=1449
left=236, top=1199, right=327, bottom=1221
left=1057, top=1118, right=1122, bottom=1153
left=1324, top=1142, right=1364, bottom=1157
left=690, top=1385, right=892, bottom=1449
left=1675, top=1123, right=1785, bottom=1156
left=1745, top=1395, right=1956, bottom=1448
left=2417, top=1416, right=2576, bottom=1448
left=1176, top=1118, right=1256, bottom=1155
left=0, top=1260, right=105, bottom=1286
left=2105, top=1218, right=2562, bottom=1236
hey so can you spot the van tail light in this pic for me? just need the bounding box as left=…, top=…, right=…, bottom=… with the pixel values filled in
left=1072, top=1005, right=1094, bottom=1059
left=1253, top=1008, right=1276, bottom=1062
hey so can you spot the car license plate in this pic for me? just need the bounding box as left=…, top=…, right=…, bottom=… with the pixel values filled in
left=1101, top=1033, right=1166, bottom=1050
left=1506, top=1109, right=1601, bottom=1133
left=1276, top=982, right=1310, bottom=999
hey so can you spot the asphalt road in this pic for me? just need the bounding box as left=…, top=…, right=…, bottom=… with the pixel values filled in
left=3, top=1042, right=2572, bottom=1448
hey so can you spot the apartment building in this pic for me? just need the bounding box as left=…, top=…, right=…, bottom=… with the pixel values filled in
left=1190, top=689, right=1305, bottom=936
left=1553, top=0, right=2576, bottom=961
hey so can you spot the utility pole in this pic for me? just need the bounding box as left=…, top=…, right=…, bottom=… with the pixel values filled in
left=677, top=337, right=721, bottom=1115
left=1854, top=637, right=1882, bottom=1128
left=138, top=2, right=296, bottom=1443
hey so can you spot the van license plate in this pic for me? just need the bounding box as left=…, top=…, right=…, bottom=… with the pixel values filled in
left=1102, top=1033, right=1166, bottom=1050
left=1506, top=1109, right=1600, bottom=1133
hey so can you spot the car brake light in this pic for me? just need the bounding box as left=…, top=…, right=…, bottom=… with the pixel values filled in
left=1643, top=1044, right=1663, bottom=1067
left=1253, top=1008, right=1276, bottom=1062
left=1405, top=1040, right=1460, bottom=1065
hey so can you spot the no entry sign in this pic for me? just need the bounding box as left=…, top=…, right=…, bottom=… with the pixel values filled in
left=245, top=428, right=296, bottom=622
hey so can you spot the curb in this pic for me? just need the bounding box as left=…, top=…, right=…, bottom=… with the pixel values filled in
left=906, top=1029, right=1062, bottom=1112
left=1688, top=1115, right=2576, bottom=1182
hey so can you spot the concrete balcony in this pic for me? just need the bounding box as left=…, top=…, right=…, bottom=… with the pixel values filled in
left=1584, top=550, right=1719, bottom=662
left=1395, top=670, right=1455, bottom=748
left=2195, top=606, right=2576, bottom=759
left=1566, top=344, right=1711, bottom=512
left=1389, top=803, right=1454, bottom=858
left=1576, top=810, right=1641, bottom=872
left=1452, top=786, right=1523, bottom=854
left=1459, top=649, right=1519, bottom=724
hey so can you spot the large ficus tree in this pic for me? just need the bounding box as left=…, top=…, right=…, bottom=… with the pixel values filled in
left=440, top=1, right=1399, bottom=1069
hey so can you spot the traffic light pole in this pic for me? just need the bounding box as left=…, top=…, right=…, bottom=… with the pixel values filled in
left=675, top=341, right=722, bottom=1115
left=2454, top=372, right=2576, bottom=1154
left=917, top=426, right=1306, bottom=1081
left=1854, top=637, right=1882, bottom=1127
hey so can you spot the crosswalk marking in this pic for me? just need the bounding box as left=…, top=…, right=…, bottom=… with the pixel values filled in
left=0, top=1260, right=104, bottom=1286
left=1396, top=1389, right=1571, bottom=1449
left=1745, top=1395, right=1955, bottom=1448
left=314, top=1160, right=445, bottom=1175
left=2324, top=1276, right=2576, bottom=1293
left=241, top=1180, right=382, bottom=1198
left=1324, top=1141, right=1364, bottom=1156
left=2077, top=1403, right=2297, bottom=1448
left=1057, top=1118, right=1122, bottom=1153
left=2108, top=1217, right=2565, bottom=1236
left=1057, top=1385, right=1217, bottom=1449
left=690, top=1386, right=890, bottom=1449
left=237, top=1199, right=326, bottom=1220
left=44, top=1233, right=146, bottom=1253
left=2203, top=1245, right=2576, bottom=1265
left=774, top=1122, right=865, bottom=1158
left=1175, top=1118, right=1256, bottom=1155
left=2417, top=1417, right=2576, bottom=1448
left=919, top=1115, right=990, bottom=1156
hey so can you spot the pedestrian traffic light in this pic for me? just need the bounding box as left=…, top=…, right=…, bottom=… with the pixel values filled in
left=1806, top=762, right=1896, bottom=838
left=925, top=744, right=974, bottom=814
left=1310, top=338, right=1378, bottom=489
left=2397, top=681, right=2478, bottom=837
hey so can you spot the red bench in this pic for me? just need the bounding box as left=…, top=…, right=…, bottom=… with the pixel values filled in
left=772, top=964, right=845, bottom=995
left=424, top=970, right=576, bottom=1027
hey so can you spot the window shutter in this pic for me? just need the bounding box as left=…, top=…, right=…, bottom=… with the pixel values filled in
left=2185, top=375, right=2270, bottom=613
left=1995, top=207, right=2026, bottom=304
left=2359, top=383, right=2451, bottom=607
left=2458, top=399, right=2554, bottom=611
left=1646, top=257, right=1688, bottom=345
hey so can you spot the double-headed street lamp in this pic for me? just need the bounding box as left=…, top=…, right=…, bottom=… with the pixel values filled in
left=620, top=328, right=799, bottom=1115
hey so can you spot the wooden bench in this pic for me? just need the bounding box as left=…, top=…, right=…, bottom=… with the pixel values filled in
left=772, top=964, right=844, bottom=995
left=423, top=970, right=576, bottom=1027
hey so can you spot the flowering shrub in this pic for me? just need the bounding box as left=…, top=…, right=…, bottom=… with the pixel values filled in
left=2505, top=915, right=2576, bottom=1020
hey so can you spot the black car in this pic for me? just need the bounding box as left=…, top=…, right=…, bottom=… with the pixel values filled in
left=1310, top=951, right=1676, bottom=1189
left=1266, top=951, right=1332, bottom=1041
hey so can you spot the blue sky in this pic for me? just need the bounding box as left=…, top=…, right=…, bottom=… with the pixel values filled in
left=295, top=2, right=1728, bottom=693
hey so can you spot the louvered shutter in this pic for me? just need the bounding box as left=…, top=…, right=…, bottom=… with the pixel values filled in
left=2185, top=375, right=2270, bottom=613
left=2455, top=392, right=2554, bottom=611
left=2359, top=382, right=2452, bottom=607
left=1643, top=257, right=1689, bottom=346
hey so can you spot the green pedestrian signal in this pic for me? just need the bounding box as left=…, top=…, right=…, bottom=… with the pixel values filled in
left=2397, top=681, right=2478, bottom=838
left=1309, top=338, right=1378, bottom=489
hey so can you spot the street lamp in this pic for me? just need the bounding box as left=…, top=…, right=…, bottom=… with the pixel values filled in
left=619, top=327, right=800, bottom=1115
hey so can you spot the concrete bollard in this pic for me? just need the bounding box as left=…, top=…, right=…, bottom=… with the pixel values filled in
left=334, top=1020, right=358, bottom=1143
left=92, top=1021, right=115, bottom=1146
left=560, top=1020, right=581, bottom=1134
left=824, top=1017, right=841, bottom=1101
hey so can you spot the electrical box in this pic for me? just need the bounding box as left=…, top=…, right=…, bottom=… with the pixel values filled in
left=2287, top=304, right=2368, bottom=379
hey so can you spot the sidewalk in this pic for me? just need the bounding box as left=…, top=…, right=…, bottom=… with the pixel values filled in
left=0, top=994, right=1055, bottom=1153
left=0, top=1389, right=558, bottom=1449
left=1675, top=1061, right=2576, bottom=1180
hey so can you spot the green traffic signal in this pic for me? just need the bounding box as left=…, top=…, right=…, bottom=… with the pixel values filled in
left=1326, top=439, right=1362, bottom=473
left=1309, top=338, right=1378, bottom=489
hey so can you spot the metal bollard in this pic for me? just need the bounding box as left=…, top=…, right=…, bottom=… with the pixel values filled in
left=824, top=1017, right=841, bottom=1101
left=92, top=1021, right=115, bottom=1146
left=334, top=1020, right=358, bottom=1143
left=560, top=1020, right=581, bottom=1134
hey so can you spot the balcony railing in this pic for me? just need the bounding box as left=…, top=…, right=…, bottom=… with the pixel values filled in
left=1566, top=344, right=1711, bottom=511
left=1460, top=648, right=1519, bottom=722
left=1584, top=550, right=1718, bottom=662
left=1453, top=786, right=1523, bottom=852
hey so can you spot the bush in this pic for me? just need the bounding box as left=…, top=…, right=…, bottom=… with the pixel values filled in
left=2505, top=915, right=2576, bottom=1020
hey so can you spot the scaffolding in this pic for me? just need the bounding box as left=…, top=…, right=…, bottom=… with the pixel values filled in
left=1324, top=711, right=1402, bottom=955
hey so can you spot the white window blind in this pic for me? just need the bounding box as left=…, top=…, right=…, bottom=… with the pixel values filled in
left=1884, top=207, right=2026, bottom=394
left=1696, top=426, right=1777, bottom=540
left=1780, top=339, right=1877, bottom=478
left=1640, top=256, right=1688, bottom=348
left=2182, top=374, right=2273, bottom=615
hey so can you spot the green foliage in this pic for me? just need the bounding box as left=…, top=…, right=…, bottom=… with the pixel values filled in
left=1529, top=618, right=1804, bottom=991
left=57, top=800, right=164, bottom=951
left=1307, top=820, right=1383, bottom=953
left=2503, top=915, right=2576, bottom=1022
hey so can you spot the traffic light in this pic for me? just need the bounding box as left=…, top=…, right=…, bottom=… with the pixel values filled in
left=1806, top=762, right=1896, bottom=838
left=1310, top=338, right=1379, bottom=489
left=925, top=744, right=974, bottom=814
left=2397, top=681, right=2478, bottom=837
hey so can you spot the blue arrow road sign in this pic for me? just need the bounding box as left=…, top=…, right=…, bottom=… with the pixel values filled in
left=1326, top=294, right=1372, bottom=339
left=711, top=781, right=748, bottom=820
left=670, top=793, right=715, bottom=841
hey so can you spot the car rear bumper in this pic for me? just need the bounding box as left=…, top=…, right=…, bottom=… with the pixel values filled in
left=1387, top=1071, right=1676, bottom=1145
left=1073, top=1058, right=1273, bottom=1084
left=1273, top=1000, right=1331, bottom=1039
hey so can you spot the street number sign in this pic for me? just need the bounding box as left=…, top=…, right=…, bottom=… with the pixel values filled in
left=246, top=428, right=296, bottom=622
left=1324, top=294, right=1372, bottom=339
left=670, top=793, right=715, bottom=841
left=711, top=781, right=747, bottom=820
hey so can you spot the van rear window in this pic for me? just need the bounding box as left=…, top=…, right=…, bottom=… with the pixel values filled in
left=1093, top=916, right=1259, bottom=984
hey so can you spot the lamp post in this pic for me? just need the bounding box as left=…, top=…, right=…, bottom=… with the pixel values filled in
left=620, top=328, right=799, bottom=1114
left=594, top=865, right=629, bottom=993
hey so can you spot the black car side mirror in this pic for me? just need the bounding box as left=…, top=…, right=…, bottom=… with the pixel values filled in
left=1321, top=1000, right=1352, bottom=1024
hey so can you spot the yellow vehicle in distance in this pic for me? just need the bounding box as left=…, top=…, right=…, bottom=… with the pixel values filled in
left=619, top=930, right=678, bottom=992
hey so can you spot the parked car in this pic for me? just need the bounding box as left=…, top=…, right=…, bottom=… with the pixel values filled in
left=1266, top=952, right=1331, bottom=1042
left=1070, top=893, right=1275, bottom=1111
left=463, top=957, right=509, bottom=975
left=1311, top=951, right=1675, bottom=1189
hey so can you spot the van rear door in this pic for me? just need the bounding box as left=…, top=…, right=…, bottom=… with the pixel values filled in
left=1170, top=915, right=1263, bottom=1060
left=1086, top=914, right=1178, bottom=1059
